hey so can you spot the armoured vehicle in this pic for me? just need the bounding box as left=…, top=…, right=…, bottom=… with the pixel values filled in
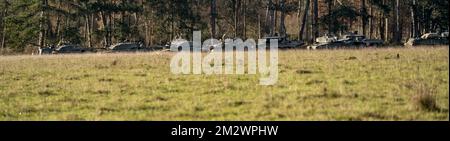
left=38, top=47, right=54, bottom=55
left=148, top=45, right=167, bottom=51
left=52, top=45, right=92, bottom=54
left=404, top=32, right=449, bottom=46
left=220, top=36, right=304, bottom=50
left=169, top=39, right=194, bottom=52
left=108, top=42, right=152, bottom=52
left=308, top=33, right=383, bottom=50
left=169, top=35, right=304, bottom=52
left=442, top=32, right=449, bottom=38
left=261, top=36, right=305, bottom=49
left=169, top=39, right=219, bottom=52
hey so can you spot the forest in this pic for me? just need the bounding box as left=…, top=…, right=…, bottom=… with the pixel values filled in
left=0, top=0, right=448, bottom=54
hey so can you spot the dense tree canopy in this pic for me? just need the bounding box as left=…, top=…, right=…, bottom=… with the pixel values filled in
left=0, top=0, right=448, bottom=54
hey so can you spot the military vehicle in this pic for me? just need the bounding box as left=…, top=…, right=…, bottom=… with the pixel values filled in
left=308, top=33, right=383, bottom=50
left=148, top=45, right=167, bottom=51
left=108, top=42, right=154, bottom=53
left=169, top=39, right=193, bottom=52
left=168, top=35, right=304, bottom=52
left=342, top=34, right=384, bottom=46
left=52, top=45, right=92, bottom=54
left=220, top=36, right=304, bottom=50
left=404, top=32, right=449, bottom=46
left=442, top=32, right=449, bottom=38
left=169, top=39, right=219, bottom=52
left=38, top=46, right=54, bottom=55
left=261, top=36, right=305, bottom=49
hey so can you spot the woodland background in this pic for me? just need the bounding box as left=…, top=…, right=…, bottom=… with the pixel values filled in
left=0, top=0, right=448, bottom=54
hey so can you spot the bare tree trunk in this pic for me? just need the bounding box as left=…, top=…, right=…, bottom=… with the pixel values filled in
left=54, top=0, right=62, bottom=42
left=383, top=0, right=389, bottom=41
left=297, top=0, right=302, bottom=40
left=149, top=8, right=154, bottom=45
left=133, top=12, right=138, bottom=41
left=279, top=0, right=286, bottom=38
left=265, top=2, right=270, bottom=35
left=100, top=12, right=108, bottom=48
left=327, top=0, right=332, bottom=33
left=369, top=2, right=373, bottom=39
left=258, top=14, right=261, bottom=39
left=385, top=17, right=389, bottom=42
left=1, top=0, right=8, bottom=50
left=120, top=0, right=126, bottom=41
left=269, top=0, right=275, bottom=36
left=55, top=16, right=61, bottom=39
left=361, top=0, right=367, bottom=36
left=243, top=0, right=246, bottom=39
left=1, top=19, right=5, bottom=50
left=109, top=13, right=113, bottom=46
left=171, top=9, right=175, bottom=40
left=38, top=0, right=48, bottom=49
left=379, top=13, right=385, bottom=40
left=101, top=10, right=113, bottom=47
left=143, top=3, right=148, bottom=46
left=85, top=15, right=92, bottom=48
left=150, top=20, right=154, bottom=45
left=84, top=16, right=88, bottom=46
left=411, top=0, right=417, bottom=38
left=274, top=0, right=278, bottom=33
left=144, top=20, right=148, bottom=45
left=299, top=0, right=310, bottom=40
left=210, top=0, right=217, bottom=39
left=312, top=0, right=319, bottom=40
left=89, top=14, right=94, bottom=47
left=1, top=22, right=5, bottom=50
left=234, top=0, right=241, bottom=38
left=394, top=0, right=400, bottom=43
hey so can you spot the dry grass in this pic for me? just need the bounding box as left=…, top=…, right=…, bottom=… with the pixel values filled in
left=412, top=83, right=441, bottom=112
left=0, top=46, right=449, bottom=121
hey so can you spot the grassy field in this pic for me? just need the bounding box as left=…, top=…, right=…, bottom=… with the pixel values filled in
left=0, top=46, right=448, bottom=121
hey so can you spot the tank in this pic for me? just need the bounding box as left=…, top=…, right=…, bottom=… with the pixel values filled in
left=404, top=32, right=449, bottom=46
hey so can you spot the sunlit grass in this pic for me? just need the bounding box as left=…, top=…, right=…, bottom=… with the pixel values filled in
left=0, top=46, right=448, bottom=121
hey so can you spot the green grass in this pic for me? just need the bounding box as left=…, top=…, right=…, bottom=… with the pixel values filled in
left=0, top=47, right=448, bottom=121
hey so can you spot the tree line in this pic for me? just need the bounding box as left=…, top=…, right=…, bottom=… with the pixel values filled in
left=0, top=0, right=448, bottom=54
